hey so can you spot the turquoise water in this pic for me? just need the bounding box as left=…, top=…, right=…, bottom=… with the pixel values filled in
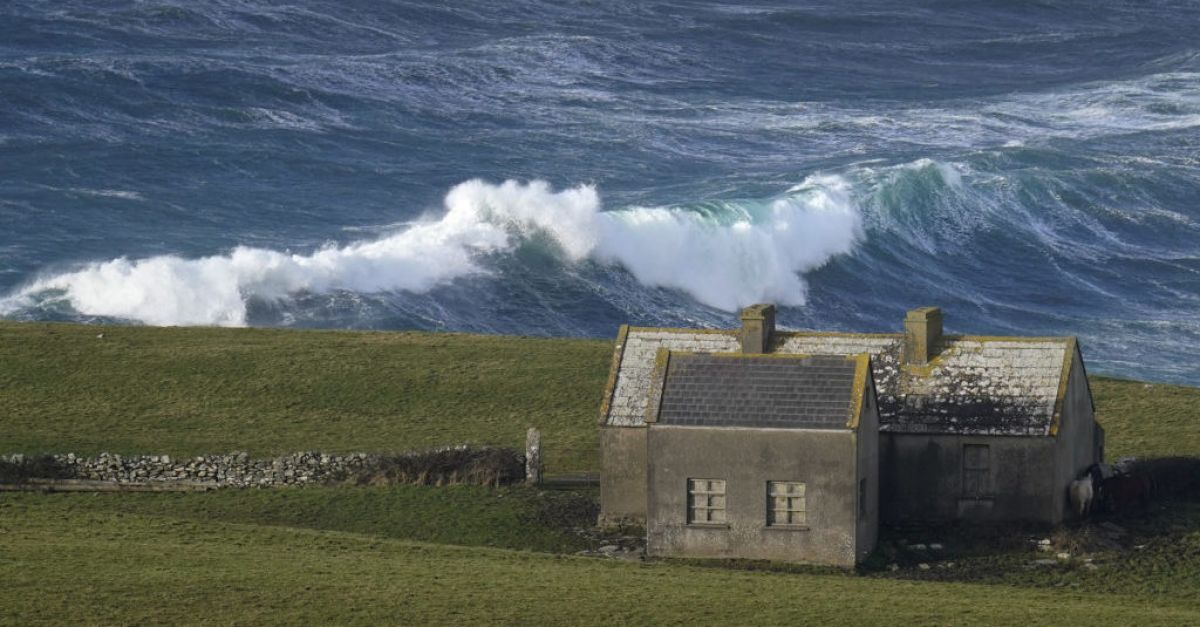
left=1, top=1, right=1198, bottom=383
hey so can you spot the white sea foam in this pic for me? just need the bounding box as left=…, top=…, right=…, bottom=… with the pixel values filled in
left=593, top=175, right=861, bottom=310
left=1, top=178, right=863, bottom=326
left=69, top=188, right=145, bottom=201
left=691, top=70, right=1200, bottom=151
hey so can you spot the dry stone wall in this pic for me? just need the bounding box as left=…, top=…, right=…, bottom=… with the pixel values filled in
left=2, top=446, right=523, bottom=488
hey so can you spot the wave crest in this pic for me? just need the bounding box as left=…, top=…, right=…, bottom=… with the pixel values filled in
left=1, top=178, right=863, bottom=325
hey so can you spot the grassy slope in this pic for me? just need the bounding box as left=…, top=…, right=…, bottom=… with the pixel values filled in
left=1090, top=377, right=1200, bottom=459
left=18, top=483, right=1199, bottom=603
left=0, top=322, right=612, bottom=473
left=12, top=485, right=600, bottom=554
left=6, top=323, right=1200, bottom=475
left=3, top=322, right=1200, bottom=624
left=3, top=498, right=1198, bottom=626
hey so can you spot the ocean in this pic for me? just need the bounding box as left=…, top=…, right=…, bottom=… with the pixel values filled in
left=1, top=0, right=1198, bottom=384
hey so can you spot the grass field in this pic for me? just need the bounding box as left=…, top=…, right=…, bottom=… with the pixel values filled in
left=2, top=322, right=1200, bottom=624
left=4, top=495, right=1200, bottom=626
left=0, top=322, right=611, bottom=473
left=4, top=321, right=1197, bottom=471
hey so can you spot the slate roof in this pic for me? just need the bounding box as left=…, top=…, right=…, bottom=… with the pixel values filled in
left=601, top=327, right=1079, bottom=436
left=652, top=353, right=864, bottom=430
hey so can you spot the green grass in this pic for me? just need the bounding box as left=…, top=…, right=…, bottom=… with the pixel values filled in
left=3, top=322, right=1200, bottom=624
left=3, top=497, right=1198, bottom=626
left=1091, top=376, right=1200, bottom=459
left=6, top=323, right=1200, bottom=475
left=862, top=501, right=1200, bottom=599
left=8, top=485, right=599, bottom=554
left=0, top=322, right=612, bottom=473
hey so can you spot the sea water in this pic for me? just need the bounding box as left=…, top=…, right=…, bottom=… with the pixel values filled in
left=1, top=1, right=1198, bottom=383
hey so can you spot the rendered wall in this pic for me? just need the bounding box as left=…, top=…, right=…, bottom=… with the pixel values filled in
left=855, top=387, right=880, bottom=562
left=1053, top=345, right=1101, bottom=521
left=880, top=432, right=1058, bottom=524
left=599, top=426, right=647, bottom=526
left=646, top=426, right=861, bottom=567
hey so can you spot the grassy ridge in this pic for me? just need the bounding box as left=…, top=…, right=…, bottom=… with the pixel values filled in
left=1091, top=377, right=1200, bottom=459
left=2, top=322, right=1200, bottom=624
left=0, top=322, right=612, bottom=473
left=3, top=498, right=1198, bottom=626
left=7, top=322, right=1200, bottom=475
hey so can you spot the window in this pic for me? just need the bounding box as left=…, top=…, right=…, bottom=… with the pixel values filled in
left=767, top=481, right=807, bottom=526
left=963, top=444, right=991, bottom=497
left=687, top=478, right=726, bottom=524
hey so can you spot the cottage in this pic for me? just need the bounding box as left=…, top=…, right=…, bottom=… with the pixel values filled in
left=599, top=305, right=1103, bottom=542
left=645, top=351, right=879, bottom=566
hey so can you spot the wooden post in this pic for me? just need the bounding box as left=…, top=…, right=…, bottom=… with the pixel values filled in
left=525, top=427, right=542, bottom=485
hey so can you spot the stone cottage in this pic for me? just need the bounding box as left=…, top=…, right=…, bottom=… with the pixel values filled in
left=599, top=305, right=1103, bottom=540
left=644, top=351, right=879, bottom=566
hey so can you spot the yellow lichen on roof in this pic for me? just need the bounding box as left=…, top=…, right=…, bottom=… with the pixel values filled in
left=846, top=353, right=872, bottom=430
left=603, top=325, right=1076, bottom=436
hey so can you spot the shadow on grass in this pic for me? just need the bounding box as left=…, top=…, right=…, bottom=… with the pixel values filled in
left=855, top=458, right=1200, bottom=597
left=335, top=446, right=526, bottom=487
left=0, top=455, right=74, bottom=483
left=664, top=456, right=1200, bottom=597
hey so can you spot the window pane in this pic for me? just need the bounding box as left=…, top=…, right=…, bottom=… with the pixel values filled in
left=689, top=478, right=726, bottom=524
left=767, top=482, right=807, bottom=526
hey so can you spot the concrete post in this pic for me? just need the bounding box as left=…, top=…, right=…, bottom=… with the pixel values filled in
left=525, top=427, right=542, bottom=485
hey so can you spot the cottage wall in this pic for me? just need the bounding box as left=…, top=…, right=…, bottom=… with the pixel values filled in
left=880, top=432, right=1058, bottom=523
left=855, top=386, right=880, bottom=562
left=601, top=315, right=1097, bottom=532
left=598, top=426, right=647, bottom=526
left=1052, top=344, right=1101, bottom=521
left=646, top=426, right=860, bottom=567
left=599, top=328, right=740, bottom=526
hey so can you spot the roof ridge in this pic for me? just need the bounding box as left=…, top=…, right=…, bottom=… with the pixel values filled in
left=625, top=326, right=1076, bottom=343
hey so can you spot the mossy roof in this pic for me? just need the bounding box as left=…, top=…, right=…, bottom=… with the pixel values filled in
left=602, top=326, right=1077, bottom=436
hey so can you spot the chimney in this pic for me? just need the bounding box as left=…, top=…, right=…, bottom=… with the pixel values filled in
left=739, top=304, right=776, bottom=354
left=904, top=307, right=943, bottom=366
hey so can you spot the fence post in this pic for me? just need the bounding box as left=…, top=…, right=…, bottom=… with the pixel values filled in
left=525, top=427, right=542, bottom=485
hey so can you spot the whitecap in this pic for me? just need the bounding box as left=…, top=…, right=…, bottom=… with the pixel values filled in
left=1, top=178, right=863, bottom=326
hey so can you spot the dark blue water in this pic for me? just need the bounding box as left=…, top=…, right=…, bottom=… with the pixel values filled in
left=2, top=1, right=1199, bottom=384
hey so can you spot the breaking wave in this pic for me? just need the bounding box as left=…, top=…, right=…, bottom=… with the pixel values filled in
left=0, top=177, right=862, bottom=326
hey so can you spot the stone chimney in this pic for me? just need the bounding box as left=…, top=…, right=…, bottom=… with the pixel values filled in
left=739, top=304, right=776, bottom=354
left=904, top=307, right=943, bottom=366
